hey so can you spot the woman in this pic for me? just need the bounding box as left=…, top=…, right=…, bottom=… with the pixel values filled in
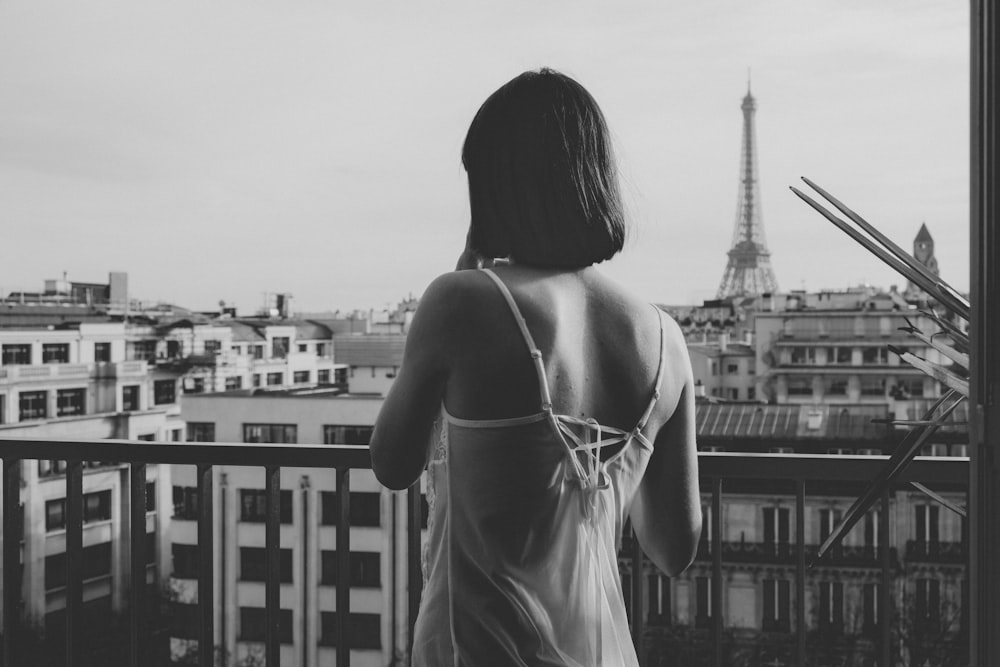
left=371, top=68, right=701, bottom=666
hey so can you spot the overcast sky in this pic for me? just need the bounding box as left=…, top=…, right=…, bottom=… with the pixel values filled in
left=0, top=1, right=969, bottom=313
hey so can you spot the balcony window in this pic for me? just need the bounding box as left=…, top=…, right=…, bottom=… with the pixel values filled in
left=826, top=378, right=848, bottom=396
left=93, top=342, right=111, bottom=362
left=647, top=574, right=671, bottom=626
left=225, top=375, right=242, bottom=390
left=56, top=388, right=86, bottom=417
left=239, top=607, right=292, bottom=644
left=320, top=491, right=380, bottom=527
left=204, top=340, right=221, bottom=354
left=243, top=423, right=296, bottom=444
left=172, top=544, right=199, bottom=579
left=293, top=370, right=310, bottom=384
left=252, top=373, right=261, bottom=387
left=45, top=542, right=112, bottom=590
left=271, top=337, right=290, bottom=359
left=84, top=489, right=112, bottom=522
left=763, top=506, right=791, bottom=555
left=786, top=378, right=812, bottom=396
left=172, top=485, right=199, bottom=520
left=239, top=488, right=292, bottom=523
left=166, top=340, right=181, bottom=358
left=862, top=347, right=889, bottom=365
left=42, top=343, right=70, bottom=364
left=790, top=347, right=815, bottom=365
left=323, top=425, right=373, bottom=445
left=860, top=378, right=886, bottom=397
left=915, top=504, right=940, bottom=549
left=153, top=379, right=176, bottom=405
left=818, top=581, right=844, bottom=633
left=19, top=390, right=47, bottom=421
left=863, top=583, right=880, bottom=634
left=1, top=344, right=31, bottom=365
left=187, top=422, right=215, bottom=442
left=240, top=547, right=293, bottom=582
left=762, top=578, right=791, bottom=632
left=319, top=612, right=381, bottom=649
left=320, top=550, right=380, bottom=587
left=122, top=384, right=140, bottom=411
left=826, top=346, right=852, bottom=365
left=317, top=369, right=331, bottom=385
left=266, top=372, right=283, bottom=386
left=126, top=340, right=157, bottom=361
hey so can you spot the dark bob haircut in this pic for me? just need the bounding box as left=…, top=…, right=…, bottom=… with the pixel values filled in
left=462, top=68, right=627, bottom=268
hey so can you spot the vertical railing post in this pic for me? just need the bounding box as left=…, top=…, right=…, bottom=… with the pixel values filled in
left=129, top=462, right=147, bottom=667
left=336, top=467, right=351, bottom=667
left=795, top=480, right=806, bottom=666
left=406, top=483, right=422, bottom=656
left=65, top=459, right=83, bottom=667
left=879, top=490, right=891, bottom=667
left=711, top=477, right=723, bottom=667
left=265, top=466, right=280, bottom=667
left=2, top=459, right=21, bottom=667
left=197, top=464, right=214, bottom=667
left=969, top=3, right=1000, bottom=665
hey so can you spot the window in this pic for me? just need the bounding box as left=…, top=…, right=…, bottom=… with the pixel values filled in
left=122, top=385, right=140, bottom=411
left=915, top=504, right=940, bottom=552
left=170, top=602, right=199, bottom=639
left=56, top=388, right=86, bottom=417
left=695, top=577, right=712, bottom=628
left=250, top=344, right=264, bottom=360
left=321, top=550, right=380, bottom=587
left=826, top=347, right=852, bottom=365
left=19, top=390, right=47, bottom=421
left=93, top=342, right=111, bottom=362
left=45, top=542, right=112, bottom=590
left=647, top=574, right=671, bottom=626
left=2, top=344, right=31, bottom=365
left=84, top=490, right=112, bottom=522
left=762, top=578, right=791, bottom=632
left=316, top=343, right=329, bottom=358
left=239, top=489, right=292, bottom=523
left=153, top=379, right=176, bottom=405
left=861, top=347, right=888, bottom=365
left=172, top=544, right=199, bottom=579
left=319, top=612, right=381, bottom=649
left=231, top=344, right=242, bottom=354
left=145, top=482, right=156, bottom=512
left=317, top=369, right=331, bottom=385
left=747, top=387, right=756, bottom=401
left=915, top=579, right=941, bottom=627
left=710, top=361, right=719, bottom=376
left=42, top=343, right=70, bottom=363
left=320, top=491, right=380, bottom=527
left=204, top=340, right=221, bottom=354
left=863, top=583, right=880, bottom=633
left=185, top=377, right=205, bottom=394
left=292, top=370, right=310, bottom=384
left=726, top=363, right=739, bottom=374
left=323, top=425, right=373, bottom=445
left=239, top=607, right=292, bottom=644
left=334, top=368, right=347, bottom=385
left=45, top=498, right=66, bottom=531
left=786, top=378, right=812, bottom=396
left=860, top=378, right=886, bottom=397
left=126, top=340, right=157, bottom=361
left=789, top=347, right=816, bottom=365
left=298, top=343, right=308, bottom=353
left=240, top=547, right=293, bottom=582
left=252, top=373, right=261, bottom=387
left=225, top=375, right=242, bottom=390
left=271, top=337, right=290, bottom=359
left=243, top=423, right=296, bottom=443
left=818, top=581, right=844, bottom=633
left=826, top=378, right=848, bottom=396
left=166, top=341, right=181, bottom=358
left=863, top=510, right=880, bottom=555
left=187, top=422, right=215, bottom=442
left=763, top=507, right=790, bottom=556
left=38, top=459, right=67, bottom=477
left=818, top=508, right=842, bottom=544
left=0, top=396, right=4, bottom=425
left=173, top=485, right=199, bottom=520
left=725, top=388, right=739, bottom=400
left=266, top=372, right=283, bottom=386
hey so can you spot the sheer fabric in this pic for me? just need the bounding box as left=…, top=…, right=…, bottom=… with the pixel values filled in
left=413, top=269, right=666, bottom=666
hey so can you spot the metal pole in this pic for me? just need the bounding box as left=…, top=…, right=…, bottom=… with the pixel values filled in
left=795, top=481, right=806, bottom=666
left=2, top=459, right=21, bottom=667
left=129, top=462, right=147, bottom=667
left=265, top=466, right=280, bottom=666
left=197, top=464, right=214, bottom=667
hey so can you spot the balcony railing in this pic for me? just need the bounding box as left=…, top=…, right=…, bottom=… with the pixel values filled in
left=0, top=441, right=968, bottom=667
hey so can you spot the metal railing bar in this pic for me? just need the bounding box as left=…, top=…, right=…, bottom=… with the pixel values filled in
left=630, top=527, right=644, bottom=648
left=406, top=484, right=422, bottom=657
left=65, top=459, right=82, bottom=667
left=336, top=466, right=351, bottom=667
left=698, top=452, right=967, bottom=484
left=197, top=464, right=214, bottom=667
left=0, top=438, right=372, bottom=469
left=711, top=477, right=723, bottom=667
left=879, top=491, right=891, bottom=667
left=795, top=481, right=806, bottom=666
left=265, top=465, right=280, bottom=667
left=129, top=462, right=146, bottom=667
left=2, top=459, right=21, bottom=667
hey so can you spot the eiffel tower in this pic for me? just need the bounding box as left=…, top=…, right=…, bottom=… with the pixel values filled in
left=717, top=79, right=779, bottom=299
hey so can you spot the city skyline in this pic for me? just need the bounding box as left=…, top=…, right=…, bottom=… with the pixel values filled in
left=0, top=1, right=969, bottom=313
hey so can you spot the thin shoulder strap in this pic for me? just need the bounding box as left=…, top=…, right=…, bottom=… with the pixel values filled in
left=479, top=268, right=554, bottom=411
left=635, top=306, right=668, bottom=432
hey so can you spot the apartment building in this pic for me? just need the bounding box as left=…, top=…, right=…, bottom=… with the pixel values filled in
left=171, top=390, right=409, bottom=667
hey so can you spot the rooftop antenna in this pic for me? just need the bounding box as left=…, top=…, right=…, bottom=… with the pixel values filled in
left=747, top=67, right=752, bottom=93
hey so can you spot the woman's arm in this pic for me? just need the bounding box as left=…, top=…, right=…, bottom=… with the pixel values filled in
left=629, top=322, right=702, bottom=576
left=369, top=273, right=459, bottom=490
